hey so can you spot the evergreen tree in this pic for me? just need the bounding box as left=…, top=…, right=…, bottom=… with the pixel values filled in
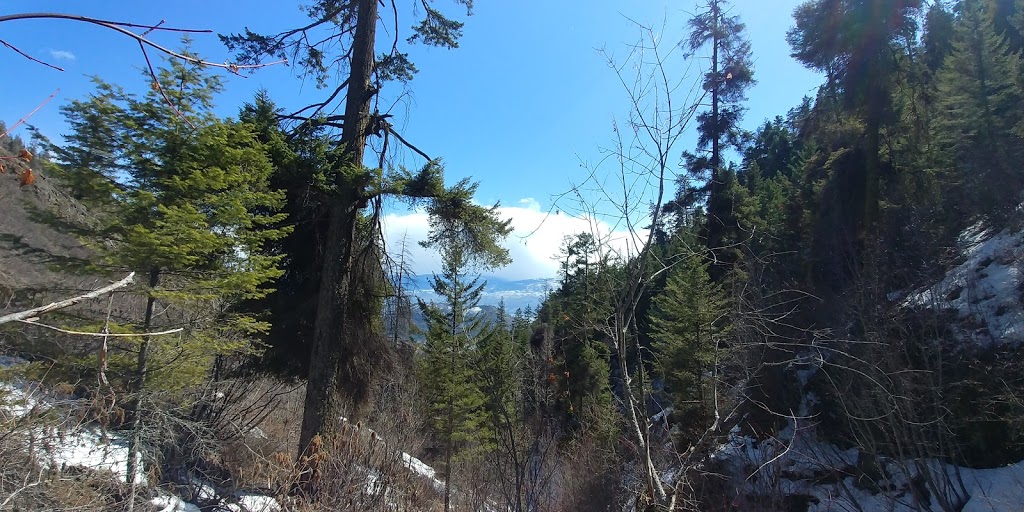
left=417, top=244, right=490, bottom=512
left=479, top=301, right=523, bottom=433
left=49, top=78, right=124, bottom=202
left=740, top=117, right=807, bottom=263
left=678, top=0, right=756, bottom=275
left=935, top=0, right=1024, bottom=223
left=476, top=302, right=532, bottom=511
left=540, top=234, right=615, bottom=435
left=788, top=0, right=922, bottom=233
left=923, top=2, right=957, bottom=75
left=234, top=93, right=345, bottom=377
left=50, top=46, right=289, bottom=483
left=223, top=0, right=513, bottom=461
left=648, top=247, right=728, bottom=443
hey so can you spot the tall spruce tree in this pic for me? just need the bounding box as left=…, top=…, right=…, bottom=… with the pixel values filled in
left=679, top=0, right=755, bottom=277
left=542, top=234, right=615, bottom=435
left=923, top=2, right=957, bottom=75
left=50, top=47, right=289, bottom=483
left=648, top=245, right=728, bottom=443
left=49, top=78, right=124, bottom=203
left=935, top=0, right=1024, bottom=223
left=417, top=244, right=490, bottom=512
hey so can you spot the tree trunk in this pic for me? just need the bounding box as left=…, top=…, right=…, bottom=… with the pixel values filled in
left=298, top=0, right=378, bottom=464
left=706, top=0, right=725, bottom=262
left=711, top=0, right=721, bottom=187
left=127, top=266, right=160, bottom=486
left=863, top=87, right=882, bottom=236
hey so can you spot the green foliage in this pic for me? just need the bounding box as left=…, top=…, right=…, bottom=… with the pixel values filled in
left=934, top=0, right=1024, bottom=225
left=233, top=92, right=345, bottom=377
left=672, top=0, right=758, bottom=285
left=48, top=78, right=125, bottom=203
left=535, top=234, right=617, bottom=436
left=648, top=247, right=728, bottom=442
left=677, top=0, right=756, bottom=212
left=50, top=44, right=290, bottom=390
left=787, top=0, right=921, bottom=108
left=789, top=0, right=923, bottom=232
left=221, top=0, right=474, bottom=86
left=923, top=2, right=957, bottom=74
left=417, top=245, right=491, bottom=470
left=420, top=177, right=514, bottom=271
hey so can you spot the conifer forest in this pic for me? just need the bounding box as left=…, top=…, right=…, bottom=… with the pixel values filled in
left=4, top=1, right=1024, bottom=510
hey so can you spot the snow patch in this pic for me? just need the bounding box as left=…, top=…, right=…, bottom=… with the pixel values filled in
left=403, top=451, right=445, bottom=492
left=152, top=494, right=202, bottom=512
left=906, top=225, right=1024, bottom=345
left=706, top=421, right=1024, bottom=512
left=231, top=492, right=283, bottom=512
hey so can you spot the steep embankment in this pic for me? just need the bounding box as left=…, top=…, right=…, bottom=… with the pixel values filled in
left=906, top=221, right=1024, bottom=345
left=0, top=144, right=98, bottom=307
left=680, top=220, right=1024, bottom=512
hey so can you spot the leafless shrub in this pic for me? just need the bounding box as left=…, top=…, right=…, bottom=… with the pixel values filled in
left=0, top=378, right=151, bottom=511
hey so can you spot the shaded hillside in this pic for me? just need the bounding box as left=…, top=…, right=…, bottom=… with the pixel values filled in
left=0, top=139, right=98, bottom=307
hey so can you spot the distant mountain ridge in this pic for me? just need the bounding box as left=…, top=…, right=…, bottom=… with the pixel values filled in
left=404, top=274, right=556, bottom=313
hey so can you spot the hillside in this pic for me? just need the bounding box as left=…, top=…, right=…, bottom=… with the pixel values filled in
left=0, top=139, right=100, bottom=307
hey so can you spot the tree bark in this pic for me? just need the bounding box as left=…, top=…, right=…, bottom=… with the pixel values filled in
left=298, top=0, right=378, bottom=463
left=711, top=0, right=721, bottom=187
left=127, top=266, right=160, bottom=486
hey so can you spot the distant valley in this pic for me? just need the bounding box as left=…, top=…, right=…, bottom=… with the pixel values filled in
left=404, top=274, right=556, bottom=313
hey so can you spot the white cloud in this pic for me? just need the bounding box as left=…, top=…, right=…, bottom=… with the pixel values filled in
left=382, top=199, right=646, bottom=280
left=48, top=49, right=76, bottom=61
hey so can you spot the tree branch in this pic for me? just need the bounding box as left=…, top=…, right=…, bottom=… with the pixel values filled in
left=16, top=319, right=183, bottom=338
left=386, top=125, right=432, bottom=161
left=0, top=272, right=135, bottom=325
left=0, top=38, right=64, bottom=71
left=0, top=13, right=285, bottom=75
left=0, top=89, right=59, bottom=140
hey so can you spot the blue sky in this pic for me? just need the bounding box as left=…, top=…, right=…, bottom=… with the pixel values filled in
left=1, top=1, right=821, bottom=279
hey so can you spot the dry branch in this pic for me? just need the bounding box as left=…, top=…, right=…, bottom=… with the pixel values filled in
left=15, top=319, right=183, bottom=338
left=0, top=272, right=135, bottom=325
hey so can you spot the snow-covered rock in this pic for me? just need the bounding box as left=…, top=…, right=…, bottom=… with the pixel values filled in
left=704, top=420, right=1024, bottom=512
left=906, top=222, right=1024, bottom=345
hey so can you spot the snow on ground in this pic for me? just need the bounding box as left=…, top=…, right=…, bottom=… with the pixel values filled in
left=151, top=494, right=202, bottom=512
left=958, top=461, right=1024, bottom=512
left=229, top=493, right=283, bottom=512
left=906, top=222, right=1024, bottom=345
left=5, top=354, right=446, bottom=511
left=705, top=421, right=1024, bottom=512
left=1, top=356, right=146, bottom=484
left=403, top=451, right=446, bottom=493
left=6, top=359, right=279, bottom=511
left=40, top=426, right=144, bottom=484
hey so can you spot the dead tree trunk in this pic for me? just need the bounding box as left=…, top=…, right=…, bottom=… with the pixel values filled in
left=127, top=267, right=160, bottom=488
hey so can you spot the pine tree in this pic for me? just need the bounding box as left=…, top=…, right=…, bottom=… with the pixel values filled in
left=935, top=0, right=1024, bottom=223
left=648, top=247, right=728, bottom=442
left=223, top=1, right=513, bottom=461
left=678, top=0, right=755, bottom=278
left=51, top=45, right=289, bottom=483
left=234, top=92, right=345, bottom=377
left=417, top=245, right=490, bottom=512
left=923, top=2, right=957, bottom=75
left=49, top=78, right=125, bottom=203
left=542, top=234, right=615, bottom=435
left=479, top=302, right=522, bottom=432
